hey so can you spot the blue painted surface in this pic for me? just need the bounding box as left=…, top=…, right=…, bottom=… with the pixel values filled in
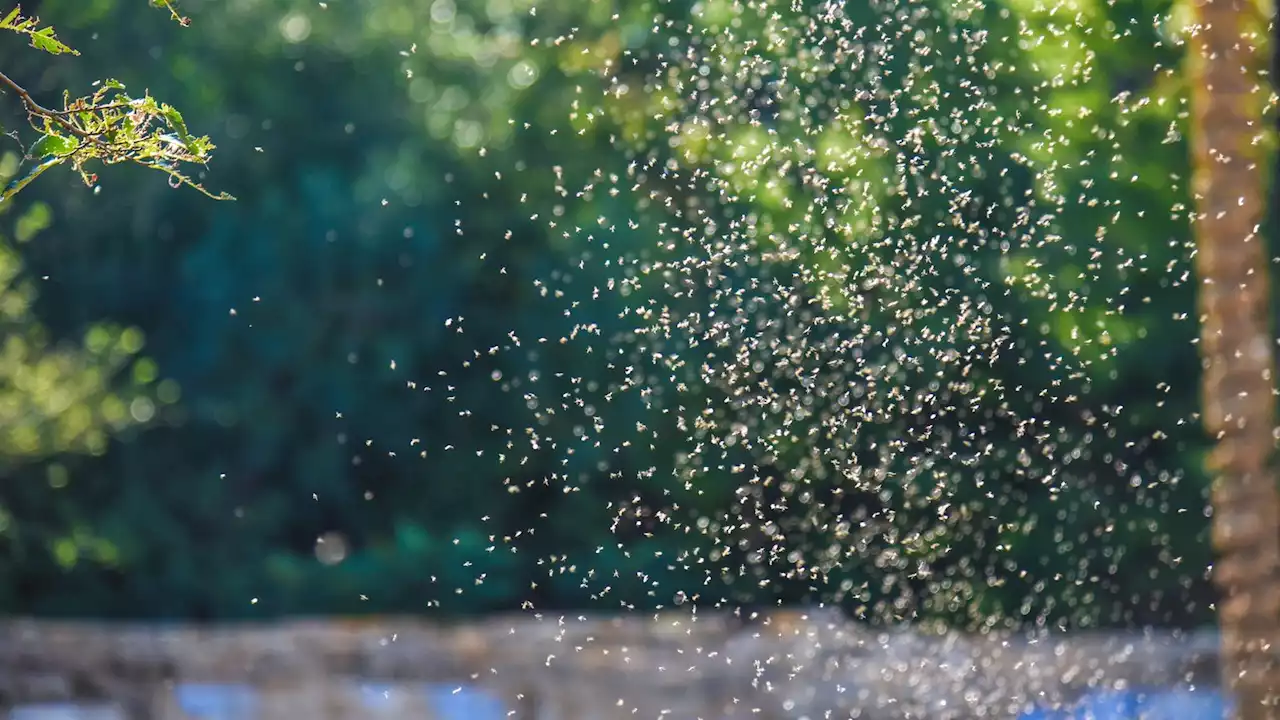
left=173, top=683, right=258, bottom=719
left=1018, top=688, right=1229, bottom=720
left=359, top=683, right=397, bottom=707
left=1072, top=690, right=1141, bottom=719
left=424, top=683, right=507, bottom=720
left=1140, top=689, right=1228, bottom=719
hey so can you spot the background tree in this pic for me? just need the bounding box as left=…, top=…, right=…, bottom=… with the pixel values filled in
left=0, top=0, right=1246, bottom=631
left=1187, top=0, right=1280, bottom=711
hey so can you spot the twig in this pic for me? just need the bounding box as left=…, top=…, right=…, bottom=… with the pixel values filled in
left=0, top=68, right=107, bottom=147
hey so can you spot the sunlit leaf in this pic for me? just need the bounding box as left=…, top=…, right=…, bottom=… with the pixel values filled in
left=27, top=133, right=78, bottom=159
left=28, top=26, right=76, bottom=55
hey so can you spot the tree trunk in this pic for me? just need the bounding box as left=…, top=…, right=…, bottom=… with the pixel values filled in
left=1189, top=0, right=1280, bottom=715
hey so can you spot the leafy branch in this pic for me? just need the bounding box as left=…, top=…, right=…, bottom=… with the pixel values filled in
left=0, top=4, right=229, bottom=206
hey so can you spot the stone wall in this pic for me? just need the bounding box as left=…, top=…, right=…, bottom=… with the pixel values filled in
left=0, top=610, right=1223, bottom=719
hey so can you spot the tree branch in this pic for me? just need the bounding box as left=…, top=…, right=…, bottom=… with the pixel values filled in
left=0, top=68, right=101, bottom=143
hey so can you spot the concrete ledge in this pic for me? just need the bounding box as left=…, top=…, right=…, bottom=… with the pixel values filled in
left=0, top=610, right=1223, bottom=719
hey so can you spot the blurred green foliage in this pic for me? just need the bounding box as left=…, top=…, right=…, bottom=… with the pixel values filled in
left=0, top=182, right=153, bottom=462
left=0, top=0, right=1233, bottom=628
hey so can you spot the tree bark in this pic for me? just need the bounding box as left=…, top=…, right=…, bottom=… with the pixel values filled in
left=1189, top=0, right=1280, bottom=715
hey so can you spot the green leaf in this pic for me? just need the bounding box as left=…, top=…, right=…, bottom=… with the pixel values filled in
left=0, top=7, right=21, bottom=28
left=28, top=134, right=79, bottom=159
left=0, top=155, right=60, bottom=208
left=15, top=201, right=52, bottom=243
left=160, top=105, right=192, bottom=144
left=29, top=26, right=76, bottom=55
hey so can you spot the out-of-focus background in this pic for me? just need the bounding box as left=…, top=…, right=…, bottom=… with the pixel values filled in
left=0, top=0, right=1226, bottom=627
left=1, top=0, right=1262, bottom=716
